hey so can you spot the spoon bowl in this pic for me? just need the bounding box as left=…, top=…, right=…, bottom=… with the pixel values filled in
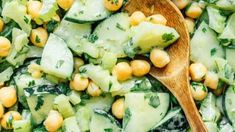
left=125, top=0, right=207, bottom=131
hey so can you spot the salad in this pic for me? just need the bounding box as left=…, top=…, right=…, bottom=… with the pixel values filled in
left=0, top=0, right=233, bottom=132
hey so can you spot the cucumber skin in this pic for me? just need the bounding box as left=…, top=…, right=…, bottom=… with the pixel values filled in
left=65, top=17, right=103, bottom=24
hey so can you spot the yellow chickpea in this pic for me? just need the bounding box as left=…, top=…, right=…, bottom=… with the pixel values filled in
left=190, top=82, right=207, bottom=101
left=57, top=0, right=74, bottom=10
left=130, top=60, right=150, bottom=77
left=112, top=62, right=132, bottom=81
left=74, top=58, right=85, bottom=70
left=87, top=81, right=102, bottom=97
left=185, top=2, right=203, bottom=19
left=30, top=27, right=48, bottom=47
left=0, top=87, right=17, bottom=108
left=130, top=11, right=146, bottom=26
left=112, top=98, right=125, bottom=119
left=147, top=14, right=167, bottom=25
left=44, top=110, right=63, bottom=132
left=27, top=0, right=42, bottom=19
left=185, top=17, right=195, bottom=33
left=0, top=37, right=11, bottom=57
left=0, top=103, right=4, bottom=118
left=0, top=18, right=4, bottom=32
left=189, top=63, right=207, bottom=82
left=150, top=48, right=170, bottom=68
left=103, top=0, right=123, bottom=11
left=172, top=0, right=191, bottom=9
left=70, top=74, right=89, bottom=91
left=1, top=111, right=22, bottom=129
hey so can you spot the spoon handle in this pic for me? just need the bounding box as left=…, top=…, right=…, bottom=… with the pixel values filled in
left=176, top=87, right=208, bottom=132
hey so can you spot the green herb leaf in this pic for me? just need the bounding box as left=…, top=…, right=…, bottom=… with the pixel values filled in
left=202, top=27, right=207, bottom=33
left=210, top=48, right=217, bottom=56
left=123, top=108, right=131, bottom=129
left=104, top=128, right=113, bottom=132
left=148, top=95, right=160, bottom=108
left=6, top=113, right=13, bottom=127
left=35, top=96, right=44, bottom=111
left=35, top=35, right=41, bottom=43
left=23, top=16, right=29, bottom=24
left=116, top=23, right=126, bottom=31
left=162, top=33, right=174, bottom=42
left=56, top=60, right=64, bottom=69
left=87, top=34, right=98, bottom=43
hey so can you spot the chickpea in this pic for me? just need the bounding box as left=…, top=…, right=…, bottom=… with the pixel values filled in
left=1, top=111, right=22, bottom=129
left=185, top=2, right=203, bottom=19
left=130, top=60, right=150, bottom=77
left=130, top=11, right=146, bottom=26
left=30, top=27, right=48, bottom=47
left=172, top=0, right=191, bottom=10
left=112, top=62, right=132, bottom=81
left=27, top=0, right=42, bottom=19
left=150, top=48, right=170, bottom=68
left=112, top=98, right=124, bottom=119
left=70, top=74, right=89, bottom=91
left=44, top=110, right=63, bottom=132
left=31, top=70, right=43, bottom=79
left=87, top=81, right=102, bottom=97
left=0, top=87, right=17, bottom=108
left=189, top=63, right=207, bottom=82
left=185, top=17, right=195, bottom=33
left=147, top=14, right=167, bottom=25
left=0, top=18, right=4, bottom=32
left=0, top=37, right=11, bottom=57
left=204, top=71, right=219, bottom=90
left=0, top=103, right=4, bottom=118
left=57, top=0, right=74, bottom=10
left=74, top=58, right=84, bottom=70
left=103, top=0, right=123, bottom=11
left=190, top=82, right=207, bottom=101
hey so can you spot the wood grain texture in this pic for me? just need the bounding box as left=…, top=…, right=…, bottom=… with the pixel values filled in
left=125, top=0, right=207, bottom=131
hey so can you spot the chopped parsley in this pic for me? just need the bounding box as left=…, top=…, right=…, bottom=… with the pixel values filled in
left=116, top=23, right=126, bottom=31
left=87, top=34, right=99, bottom=43
left=162, top=33, right=174, bottom=42
left=108, top=81, right=113, bottom=91
left=210, top=48, right=217, bottom=56
left=23, top=16, right=29, bottom=24
left=104, top=128, right=113, bottom=132
left=6, top=113, right=13, bottom=127
left=123, top=108, right=131, bottom=129
left=35, top=96, right=44, bottom=111
left=202, top=27, right=207, bottom=33
left=35, top=35, right=41, bottom=43
left=148, top=95, right=160, bottom=108
left=56, top=60, right=65, bottom=69
left=28, top=80, right=36, bottom=87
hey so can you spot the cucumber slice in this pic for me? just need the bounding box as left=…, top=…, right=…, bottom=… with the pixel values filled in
left=54, top=19, right=93, bottom=56
left=63, top=116, right=81, bottom=132
left=190, top=22, right=224, bottom=70
left=90, top=109, right=121, bottom=132
left=126, top=22, right=179, bottom=55
left=80, top=64, right=121, bottom=92
left=65, top=0, right=111, bottom=23
left=76, top=106, right=92, bottom=132
left=216, top=0, right=235, bottom=11
left=205, top=122, right=219, bottom=132
left=54, top=94, right=75, bottom=118
left=226, top=48, right=235, bottom=71
left=223, top=86, right=235, bottom=127
left=68, top=90, right=81, bottom=105
left=219, top=13, right=235, bottom=40
left=13, top=120, right=32, bottom=132
left=123, top=92, right=170, bottom=132
left=219, top=118, right=234, bottom=132
left=27, top=94, right=56, bottom=125
left=40, top=34, right=74, bottom=79
left=207, top=6, right=226, bottom=33
left=199, top=92, right=221, bottom=122
left=94, top=13, right=131, bottom=58
left=0, top=67, right=13, bottom=83
left=2, top=1, right=31, bottom=35
left=39, top=0, right=58, bottom=22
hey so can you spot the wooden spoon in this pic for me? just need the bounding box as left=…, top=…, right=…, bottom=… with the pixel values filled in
left=125, top=0, right=207, bottom=131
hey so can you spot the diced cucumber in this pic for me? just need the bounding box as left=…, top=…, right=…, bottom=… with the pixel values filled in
left=94, top=13, right=131, bottom=58
left=2, top=1, right=31, bottom=34
left=223, top=86, right=235, bottom=127
left=190, top=22, right=224, bottom=70
left=123, top=92, right=170, bottom=132
left=126, top=22, right=179, bottom=55
left=62, top=116, right=81, bottom=132
left=76, top=106, right=92, bottom=132
left=54, top=94, right=75, bottom=118
left=40, top=34, right=74, bottom=79
left=26, top=46, right=43, bottom=58
left=6, top=28, right=29, bottom=67
left=90, top=109, right=121, bottom=132
left=54, top=19, right=93, bottom=56
left=226, top=48, right=235, bottom=71
left=68, top=90, right=81, bottom=105
left=216, top=96, right=224, bottom=115
left=76, top=38, right=100, bottom=58
left=0, top=67, right=13, bottom=83
left=207, top=6, right=226, bottom=33
left=216, top=0, right=235, bottom=11
left=151, top=107, right=181, bottom=130
left=199, top=92, right=221, bottom=122
left=219, top=118, right=234, bottom=132
left=27, top=94, right=56, bottom=125
left=80, top=64, right=121, bottom=92
left=39, top=0, right=58, bottom=22
left=101, top=52, right=117, bottom=70
left=219, top=13, right=235, bottom=40
left=65, top=0, right=111, bottom=23
left=204, top=122, right=219, bottom=132
left=13, top=120, right=32, bottom=132
left=215, top=58, right=234, bottom=85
